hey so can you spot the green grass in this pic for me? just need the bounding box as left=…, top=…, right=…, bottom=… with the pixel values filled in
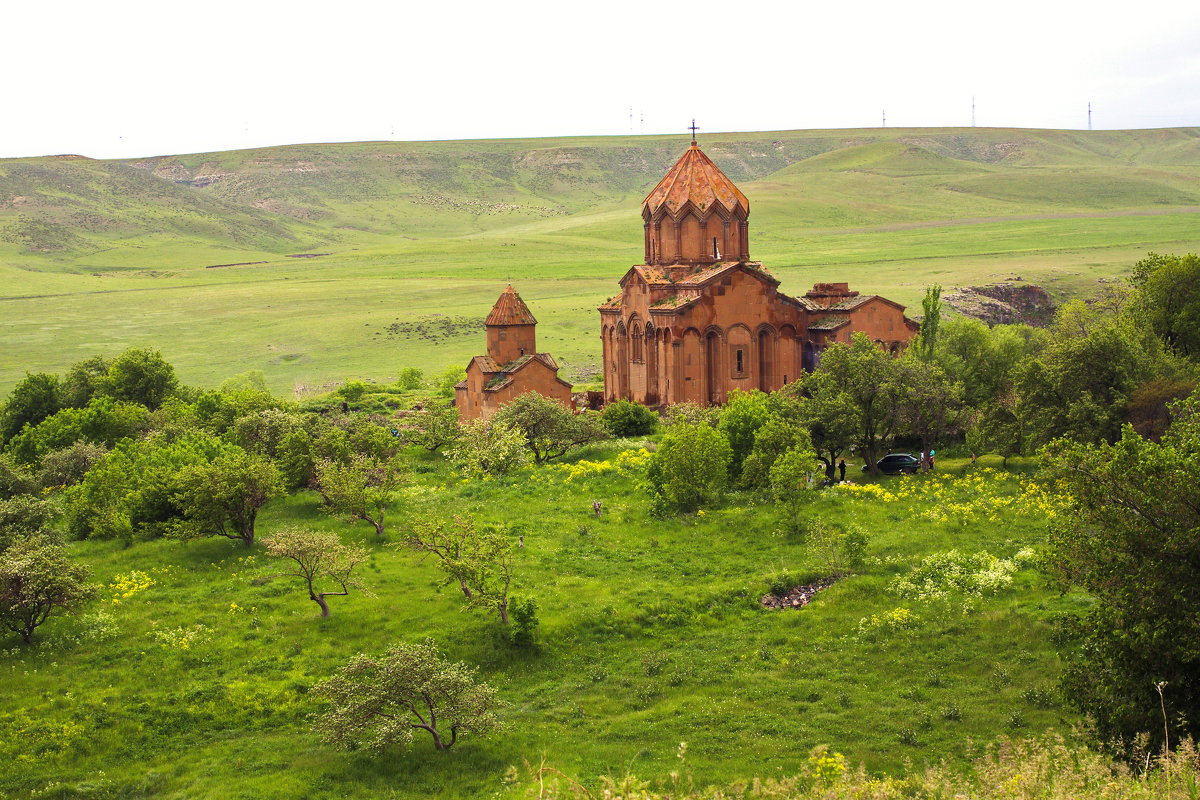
left=3, top=126, right=1200, bottom=395
left=1, top=453, right=1083, bottom=799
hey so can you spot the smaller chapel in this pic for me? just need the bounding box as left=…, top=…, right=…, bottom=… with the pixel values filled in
left=599, top=137, right=918, bottom=407
left=455, top=286, right=574, bottom=420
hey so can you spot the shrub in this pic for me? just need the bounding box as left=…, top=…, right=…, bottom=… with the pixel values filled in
left=312, top=641, right=502, bottom=752
left=600, top=399, right=657, bottom=437
left=767, top=570, right=797, bottom=597
left=0, top=536, right=97, bottom=644
left=493, top=393, right=608, bottom=464
left=337, top=380, right=369, bottom=402
left=447, top=418, right=529, bottom=478
left=645, top=423, right=732, bottom=515
left=395, top=367, right=424, bottom=391
left=508, top=596, right=539, bottom=648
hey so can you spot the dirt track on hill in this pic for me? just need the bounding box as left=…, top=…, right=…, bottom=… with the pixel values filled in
left=804, top=206, right=1200, bottom=236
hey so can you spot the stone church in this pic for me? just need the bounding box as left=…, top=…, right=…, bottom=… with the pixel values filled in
left=599, top=138, right=918, bottom=407
left=454, top=285, right=574, bottom=420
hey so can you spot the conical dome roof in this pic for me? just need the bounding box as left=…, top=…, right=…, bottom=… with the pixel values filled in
left=643, top=144, right=749, bottom=218
left=485, top=285, right=537, bottom=326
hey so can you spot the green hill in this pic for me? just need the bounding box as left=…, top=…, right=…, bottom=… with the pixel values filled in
left=2, top=126, right=1199, bottom=394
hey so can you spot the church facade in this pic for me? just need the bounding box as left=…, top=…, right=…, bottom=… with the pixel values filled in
left=599, top=140, right=917, bottom=407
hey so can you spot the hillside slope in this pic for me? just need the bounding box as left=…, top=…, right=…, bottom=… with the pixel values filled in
left=3, top=127, right=1198, bottom=270
left=2, top=126, right=1199, bottom=394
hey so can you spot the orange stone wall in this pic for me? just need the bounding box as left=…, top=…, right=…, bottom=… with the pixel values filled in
left=486, top=323, right=537, bottom=365
left=456, top=359, right=574, bottom=421
left=602, top=267, right=814, bottom=407
left=645, top=209, right=749, bottom=266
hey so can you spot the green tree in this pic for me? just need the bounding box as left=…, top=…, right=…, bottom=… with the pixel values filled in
left=0, top=455, right=36, bottom=500
left=338, top=380, right=369, bottom=403
left=60, top=355, right=111, bottom=409
left=966, top=395, right=1025, bottom=466
left=914, top=284, right=942, bottom=361
left=645, top=423, right=733, bottom=514
left=98, top=347, right=179, bottom=410
left=64, top=432, right=230, bottom=542
left=1043, top=392, right=1200, bottom=748
left=6, top=396, right=151, bottom=466
left=815, top=333, right=903, bottom=476
left=173, top=449, right=283, bottom=546
left=740, top=408, right=812, bottom=490
left=313, top=641, right=502, bottom=752
left=492, top=392, right=607, bottom=464
left=600, top=399, right=658, bottom=438
left=717, top=389, right=771, bottom=479
left=263, top=527, right=372, bottom=617
left=406, top=516, right=518, bottom=625
left=0, top=496, right=58, bottom=552
left=786, top=375, right=860, bottom=480
left=769, top=446, right=822, bottom=537
left=396, top=367, right=424, bottom=391
left=232, top=408, right=314, bottom=490
left=660, top=401, right=721, bottom=428
left=219, top=369, right=270, bottom=394
left=435, top=365, right=467, bottom=398
left=935, top=317, right=1047, bottom=408
left=36, top=441, right=107, bottom=490
left=0, top=536, right=96, bottom=644
left=447, top=418, right=529, bottom=478
left=315, top=455, right=407, bottom=537
left=397, top=404, right=461, bottom=452
left=0, top=372, right=62, bottom=446
left=192, top=386, right=281, bottom=435
left=895, top=359, right=966, bottom=467
left=1015, top=305, right=1162, bottom=449
left=1129, top=252, right=1200, bottom=359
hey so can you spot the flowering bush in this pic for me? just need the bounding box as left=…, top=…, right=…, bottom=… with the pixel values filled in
left=550, top=447, right=653, bottom=482
left=856, top=607, right=917, bottom=640
left=152, top=624, right=210, bottom=650
left=832, top=468, right=1069, bottom=525
left=107, top=571, right=154, bottom=603
left=889, top=548, right=1037, bottom=612
left=804, top=745, right=848, bottom=785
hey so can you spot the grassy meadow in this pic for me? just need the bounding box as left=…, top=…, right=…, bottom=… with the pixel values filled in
left=3, top=126, right=1200, bottom=395
left=1, top=446, right=1083, bottom=799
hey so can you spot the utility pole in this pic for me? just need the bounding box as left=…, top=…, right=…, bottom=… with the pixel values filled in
left=1088, top=102, right=1093, bottom=130
left=882, top=109, right=887, bottom=128
left=972, top=95, right=976, bottom=127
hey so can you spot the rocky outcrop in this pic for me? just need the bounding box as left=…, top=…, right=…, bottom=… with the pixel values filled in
left=943, top=281, right=1056, bottom=327
left=761, top=577, right=839, bottom=610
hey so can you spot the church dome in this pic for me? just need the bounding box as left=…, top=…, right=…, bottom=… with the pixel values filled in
left=643, top=144, right=749, bottom=219
left=485, top=285, right=537, bottom=326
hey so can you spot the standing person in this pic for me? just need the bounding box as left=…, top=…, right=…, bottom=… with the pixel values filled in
left=837, top=460, right=846, bottom=482
left=929, top=450, right=936, bottom=471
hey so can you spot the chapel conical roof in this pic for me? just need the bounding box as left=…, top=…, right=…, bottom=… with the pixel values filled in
left=485, top=285, right=537, bottom=326
left=643, top=143, right=749, bottom=218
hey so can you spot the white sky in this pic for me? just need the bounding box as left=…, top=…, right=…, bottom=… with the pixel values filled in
left=6, top=0, right=1200, bottom=160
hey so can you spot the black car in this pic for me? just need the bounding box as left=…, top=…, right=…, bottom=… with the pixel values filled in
left=862, top=453, right=921, bottom=474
